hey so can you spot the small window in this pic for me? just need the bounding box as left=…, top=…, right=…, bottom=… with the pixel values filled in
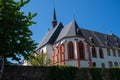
left=89, top=37, right=94, bottom=43
left=92, top=62, right=96, bottom=67
left=116, top=43, right=120, bottom=48
left=101, top=63, right=105, bottom=68
left=105, top=35, right=108, bottom=40
left=107, top=48, right=111, bottom=56
left=113, top=49, right=116, bottom=57
left=115, top=38, right=118, bottom=42
left=99, top=48, right=104, bottom=58
left=92, top=46, right=97, bottom=58
left=105, top=41, right=110, bottom=46
left=114, top=62, right=118, bottom=66
left=108, top=61, right=113, bottom=68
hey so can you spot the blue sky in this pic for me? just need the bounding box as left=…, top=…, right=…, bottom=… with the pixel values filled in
left=21, top=0, right=120, bottom=44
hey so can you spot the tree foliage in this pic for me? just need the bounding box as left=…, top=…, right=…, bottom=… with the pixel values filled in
left=0, top=0, right=37, bottom=63
left=29, top=53, right=51, bottom=66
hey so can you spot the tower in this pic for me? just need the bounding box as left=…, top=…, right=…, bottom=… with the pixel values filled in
left=52, top=8, right=57, bottom=28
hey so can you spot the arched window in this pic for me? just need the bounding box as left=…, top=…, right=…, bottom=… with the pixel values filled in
left=99, top=48, right=104, bottom=58
left=68, top=41, right=74, bottom=60
left=78, top=41, right=85, bottom=60
left=92, top=46, right=97, bottom=58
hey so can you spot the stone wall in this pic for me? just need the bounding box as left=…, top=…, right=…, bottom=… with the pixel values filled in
left=1, top=65, right=119, bottom=80
left=1, top=65, right=50, bottom=80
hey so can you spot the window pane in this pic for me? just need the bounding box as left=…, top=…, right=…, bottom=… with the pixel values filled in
left=92, top=46, right=97, bottom=58
left=99, top=48, right=104, bottom=58
left=68, top=41, right=74, bottom=59
left=107, top=49, right=111, bottom=56
left=79, top=41, right=85, bottom=60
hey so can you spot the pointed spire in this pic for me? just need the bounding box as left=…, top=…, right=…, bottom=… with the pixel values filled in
left=52, top=8, right=57, bottom=28
left=53, top=8, right=57, bottom=21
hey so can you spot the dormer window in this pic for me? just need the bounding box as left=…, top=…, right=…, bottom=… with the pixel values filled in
left=105, top=35, right=108, bottom=40
left=89, top=37, right=94, bottom=43
left=116, top=43, right=119, bottom=47
left=105, top=41, right=110, bottom=46
left=118, top=44, right=120, bottom=48
left=115, top=38, right=118, bottom=42
left=116, top=43, right=120, bottom=48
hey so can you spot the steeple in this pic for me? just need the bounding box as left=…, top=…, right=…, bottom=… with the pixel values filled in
left=52, top=8, right=57, bottom=28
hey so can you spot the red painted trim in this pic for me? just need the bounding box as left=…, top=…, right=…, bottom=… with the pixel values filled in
left=52, top=49, right=55, bottom=65
left=76, top=42, right=80, bottom=68
left=59, top=44, right=65, bottom=65
left=87, top=44, right=92, bottom=67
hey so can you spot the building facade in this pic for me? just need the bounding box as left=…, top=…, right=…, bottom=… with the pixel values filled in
left=36, top=9, right=120, bottom=68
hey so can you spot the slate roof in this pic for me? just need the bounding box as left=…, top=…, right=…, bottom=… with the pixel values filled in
left=38, top=20, right=120, bottom=49
left=80, top=28, right=102, bottom=45
left=55, top=20, right=120, bottom=48
left=37, top=23, right=63, bottom=49
left=56, top=20, right=84, bottom=42
left=81, top=28, right=120, bottom=47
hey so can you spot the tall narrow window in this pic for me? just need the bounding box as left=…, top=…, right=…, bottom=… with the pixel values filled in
left=99, top=48, right=104, bottom=58
left=113, top=49, right=116, bottom=57
left=92, top=46, right=97, bottom=58
left=107, top=48, right=111, bottom=56
left=108, top=61, right=113, bottom=68
left=118, top=50, right=120, bottom=57
left=78, top=41, right=85, bottom=60
left=68, top=41, right=74, bottom=60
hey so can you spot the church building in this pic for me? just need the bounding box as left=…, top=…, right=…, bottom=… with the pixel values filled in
left=36, top=9, right=120, bottom=68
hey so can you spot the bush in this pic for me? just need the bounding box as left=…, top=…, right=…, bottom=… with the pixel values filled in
left=49, top=65, right=78, bottom=80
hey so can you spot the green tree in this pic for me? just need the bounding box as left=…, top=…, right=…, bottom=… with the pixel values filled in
left=0, top=0, right=37, bottom=63
left=29, top=53, right=51, bottom=66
